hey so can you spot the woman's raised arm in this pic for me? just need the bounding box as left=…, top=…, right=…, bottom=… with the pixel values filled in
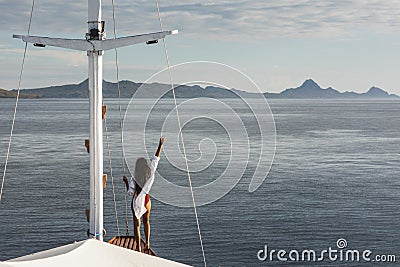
left=155, top=136, right=165, bottom=157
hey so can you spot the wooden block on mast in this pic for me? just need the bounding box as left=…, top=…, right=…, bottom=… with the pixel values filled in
left=103, top=174, right=108, bottom=189
left=85, top=208, right=90, bottom=222
left=85, top=139, right=90, bottom=153
left=102, top=105, right=107, bottom=120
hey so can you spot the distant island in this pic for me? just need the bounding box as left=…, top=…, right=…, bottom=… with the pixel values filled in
left=265, top=79, right=399, bottom=99
left=0, top=88, right=39, bottom=99
left=1, top=79, right=398, bottom=99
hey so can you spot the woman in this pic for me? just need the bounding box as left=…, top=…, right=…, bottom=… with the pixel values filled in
left=123, top=136, right=165, bottom=253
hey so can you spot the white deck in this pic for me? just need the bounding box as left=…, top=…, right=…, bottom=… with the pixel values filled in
left=3, top=239, right=191, bottom=267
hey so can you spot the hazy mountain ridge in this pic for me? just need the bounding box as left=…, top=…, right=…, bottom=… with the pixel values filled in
left=270, top=79, right=398, bottom=99
left=0, top=88, right=40, bottom=98
left=3, top=78, right=398, bottom=99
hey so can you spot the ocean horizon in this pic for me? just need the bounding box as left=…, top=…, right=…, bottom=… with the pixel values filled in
left=0, top=98, right=399, bottom=266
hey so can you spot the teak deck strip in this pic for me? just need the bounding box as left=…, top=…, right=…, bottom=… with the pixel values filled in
left=108, top=236, right=157, bottom=256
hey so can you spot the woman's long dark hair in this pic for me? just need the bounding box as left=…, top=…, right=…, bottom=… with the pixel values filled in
left=134, top=157, right=151, bottom=193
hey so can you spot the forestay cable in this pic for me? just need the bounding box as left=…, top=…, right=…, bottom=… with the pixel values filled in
left=154, top=1, right=207, bottom=266
left=111, top=0, right=130, bottom=235
left=0, top=0, right=36, bottom=203
left=103, top=115, right=121, bottom=236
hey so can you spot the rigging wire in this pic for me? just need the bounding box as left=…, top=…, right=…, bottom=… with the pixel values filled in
left=154, top=1, right=207, bottom=266
left=111, top=0, right=130, bottom=235
left=0, top=0, right=36, bottom=203
left=103, top=115, right=121, bottom=236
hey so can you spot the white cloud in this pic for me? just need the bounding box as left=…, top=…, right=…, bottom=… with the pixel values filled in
left=0, top=46, right=86, bottom=67
left=1, top=0, right=400, bottom=40
left=2, top=1, right=400, bottom=93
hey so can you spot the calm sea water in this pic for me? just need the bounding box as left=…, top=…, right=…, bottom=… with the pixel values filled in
left=0, top=98, right=399, bottom=266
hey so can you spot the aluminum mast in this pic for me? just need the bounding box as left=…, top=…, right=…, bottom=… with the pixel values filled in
left=13, top=0, right=177, bottom=241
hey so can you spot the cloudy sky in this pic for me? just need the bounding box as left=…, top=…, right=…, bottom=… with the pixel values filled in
left=1, top=0, right=400, bottom=93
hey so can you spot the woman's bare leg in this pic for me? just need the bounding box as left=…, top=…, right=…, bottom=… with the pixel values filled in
left=133, top=215, right=141, bottom=252
left=143, top=200, right=151, bottom=250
